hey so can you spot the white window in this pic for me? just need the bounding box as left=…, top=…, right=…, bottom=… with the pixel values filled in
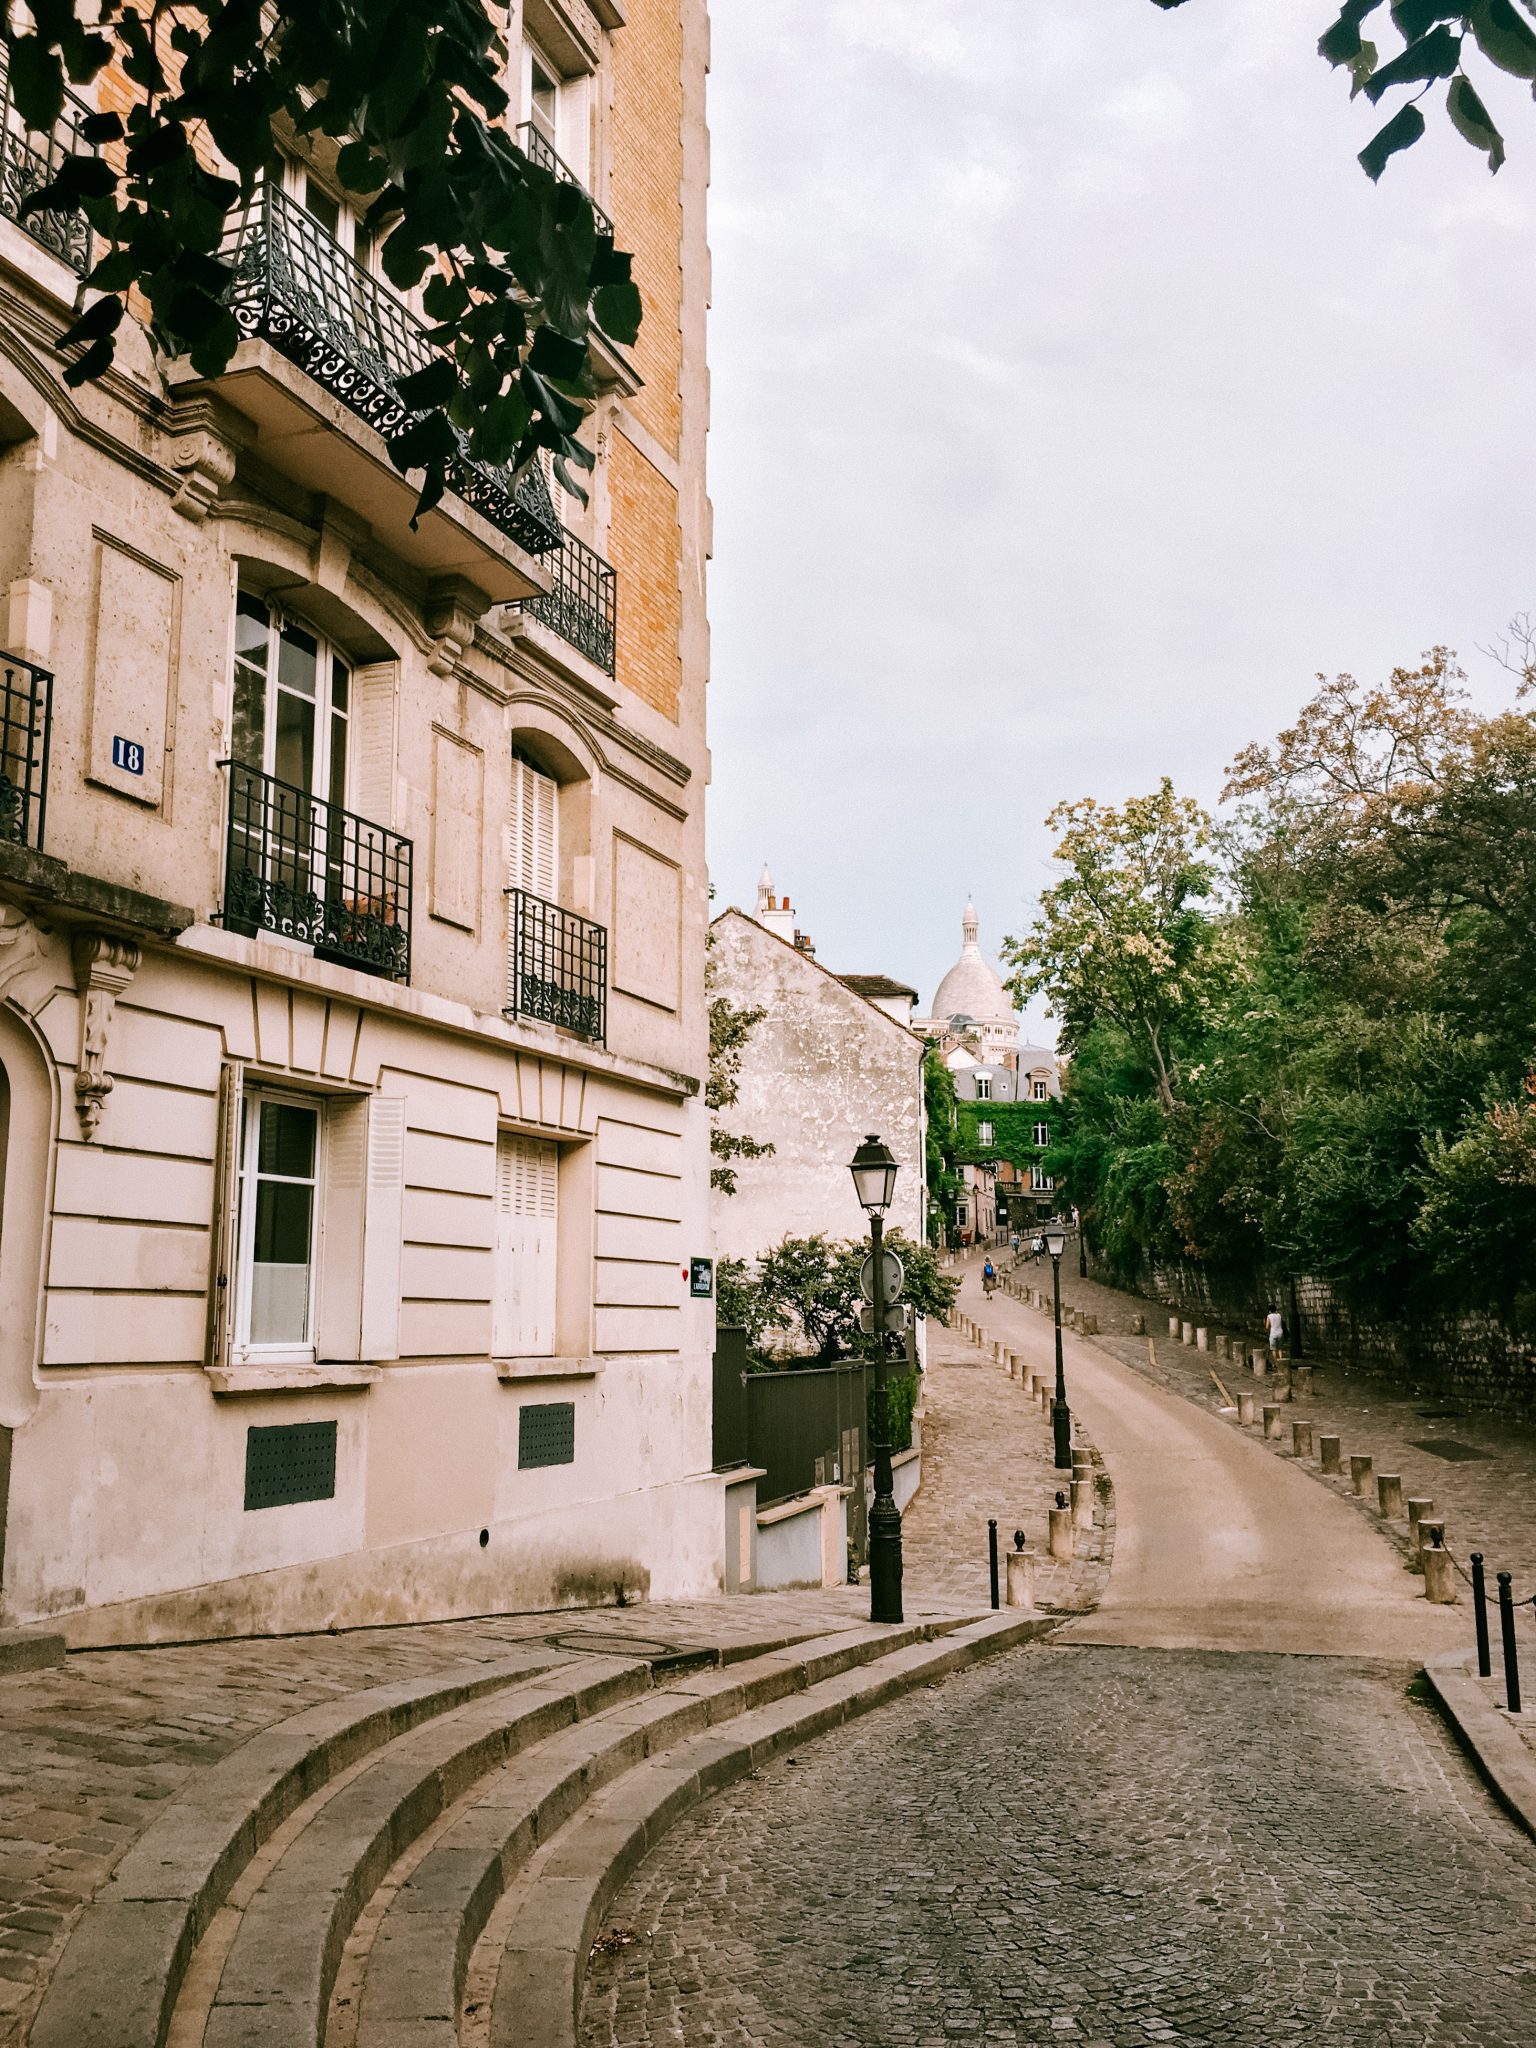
left=234, top=592, right=352, bottom=808
left=956, top=1203, right=970, bottom=1229
left=975, top=1075, right=992, bottom=1102
left=494, top=1133, right=559, bottom=1357
left=978, top=1121, right=994, bottom=1147
left=522, top=39, right=592, bottom=182
left=1031, top=1166, right=1054, bottom=1192
left=1032, top=1079, right=1048, bottom=1101
left=1034, top=1122, right=1050, bottom=1148
left=235, top=1092, right=322, bottom=1358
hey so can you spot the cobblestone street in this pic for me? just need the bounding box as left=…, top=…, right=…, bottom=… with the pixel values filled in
left=582, top=1643, right=1536, bottom=2048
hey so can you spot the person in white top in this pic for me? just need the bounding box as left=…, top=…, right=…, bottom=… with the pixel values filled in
left=1264, top=1305, right=1285, bottom=1359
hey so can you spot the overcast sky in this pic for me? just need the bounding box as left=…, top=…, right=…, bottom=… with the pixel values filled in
left=701, top=0, right=1536, bottom=1039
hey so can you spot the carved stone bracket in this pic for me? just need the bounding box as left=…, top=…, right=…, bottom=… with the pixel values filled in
left=425, top=575, right=492, bottom=678
left=163, top=396, right=243, bottom=522
left=72, top=933, right=140, bottom=1138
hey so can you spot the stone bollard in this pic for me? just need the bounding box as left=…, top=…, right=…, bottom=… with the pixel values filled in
left=1131, top=1313, right=1145, bottom=1337
left=1407, top=1497, right=1435, bottom=1535
left=1250, top=1351, right=1267, bottom=1377
left=1237, top=1391, right=1257, bottom=1425
left=1350, top=1454, right=1374, bottom=1497
left=1039, top=1384, right=1052, bottom=1414
left=1007, top=1351, right=1020, bottom=1380
left=1168, top=1316, right=1181, bottom=1339
left=1222, top=1336, right=1236, bottom=1362
left=1292, top=1366, right=1313, bottom=1399
left=1070, top=1476, right=1092, bottom=1532
left=1181, top=1321, right=1194, bottom=1346
left=1377, top=1473, right=1404, bottom=1518
left=1048, top=1501, right=1074, bottom=1562
left=1319, top=1435, right=1343, bottom=1475
left=1195, top=1327, right=1208, bottom=1352
left=1081, top=1313, right=1099, bottom=1336
left=1422, top=1535, right=1457, bottom=1605
left=1005, top=1540, right=1036, bottom=1610
left=1263, top=1403, right=1283, bottom=1440
left=1292, top=1420, right=1314, bottom=1459
left=1418, top=1515, right=1446, bottom=1555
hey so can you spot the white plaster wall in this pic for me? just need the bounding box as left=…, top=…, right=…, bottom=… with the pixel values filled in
left=709, top=912, right=926, bottom=1263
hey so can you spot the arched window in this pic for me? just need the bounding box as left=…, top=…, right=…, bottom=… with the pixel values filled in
left=233, top=591, right=352, bottom=807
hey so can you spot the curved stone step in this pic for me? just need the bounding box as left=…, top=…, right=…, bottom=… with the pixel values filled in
left=26, top=1645, right=567, bottom=2048
left=197, top=1656, right=652, bottom=2048
left=489, top=1611, right=1050, bottom=2048
left=351, top=1621, right=954, bottom=2048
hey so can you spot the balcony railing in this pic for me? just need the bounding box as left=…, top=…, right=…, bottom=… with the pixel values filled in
left=506, top=887, right=606, bottom=1043
left=0, top=650, right=52, bottom=853
left=0, top=46, right=95, bottom=274
left=514, top=527, right=617, bottom=675
left=221, top=183, right=561, bottom=558
left=222, top=760, right=413, bottom=982
left=518, top=124, right=613, bottom=239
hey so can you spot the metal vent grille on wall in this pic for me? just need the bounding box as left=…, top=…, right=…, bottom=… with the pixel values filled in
left=244, top=1420, right=338, bottom=1510
left=518, top=1401, right=575, bottom=1470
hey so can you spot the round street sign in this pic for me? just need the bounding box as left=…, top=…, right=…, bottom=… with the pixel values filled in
left=859, top=1251, right=904, bottom=1303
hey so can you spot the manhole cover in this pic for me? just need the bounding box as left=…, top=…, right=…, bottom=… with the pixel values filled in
left=551, top=1632, right=676, bottom=1658
left=1408, top=1438, right=1492, bottom=1462
left=1416, top=1408, right=1465, bottom=1421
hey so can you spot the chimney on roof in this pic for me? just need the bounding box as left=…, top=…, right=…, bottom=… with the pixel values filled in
left=754, top=864, right=798, bottom=944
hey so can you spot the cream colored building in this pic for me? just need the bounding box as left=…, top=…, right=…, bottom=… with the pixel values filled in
left=0, top=1, right=719, bottom=1643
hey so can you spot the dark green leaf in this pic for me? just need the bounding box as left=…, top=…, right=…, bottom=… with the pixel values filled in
left=395, top=358, right=459, bottom=410
left=79, top=110, right=124, bottom=145
left=593, top=280, right=642, bottom=346
left=1363, top=25, right=1462, bottom=100
left=1468, top=0, right=1536, bottom=76
left=1319, top=0, right=1387, bottom=65
left=528, top=326, right=587, bottom=379
left=1358, top=97, right=1428, bottom=176
left=58, top=294, right=123, bottom=350
left=6, top=37, right=65, bottom=130
left=1392, top=0, right=1469, bottom=37
left=1446, top=68, right=1507, bottom=166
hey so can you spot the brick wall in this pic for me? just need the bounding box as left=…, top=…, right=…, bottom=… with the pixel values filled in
left=608, top=0, right=684, bottom=453
left=608, top=429, right=682, bottom=721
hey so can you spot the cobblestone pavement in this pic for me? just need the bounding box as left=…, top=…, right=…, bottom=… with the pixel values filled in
left=582, top=1642, right=1536, bottom=2048
left=903, top=1319, right=1111, bottom=1615
left=0, top=1589, right=887, bottom=2046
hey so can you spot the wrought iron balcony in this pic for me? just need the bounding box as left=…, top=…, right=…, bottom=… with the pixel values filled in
left=221, top=183, right=560, bottom=558
left=514, top=526, right=617, bottom=675
left=518, top=124, right=613, bottom=239
left=222, top=760, right=413, bottom=982
left=0, top=649, right=52, bottom=853
left=0, top=45, right=96, bottom=275
left=506, top=887, right=606, bottom=1043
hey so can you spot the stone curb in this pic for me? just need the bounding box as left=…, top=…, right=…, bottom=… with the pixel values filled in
left=0, top=1627, right=66, bottom=1675
left=1424, top=1650, right=1536, bottom=1844
left=354, top=1619, right=962, bottom=2048
left=26, top=1646, right=587, bottom=2048
left=493, top=1609, right=1056, bottom=2048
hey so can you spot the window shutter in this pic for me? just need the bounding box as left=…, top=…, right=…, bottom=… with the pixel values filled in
left=509, top=756, right=558, bottom=901
left=317, top=1095, right=368, bottom=1360
left=204, top=1060, right=243, bottom=1370
left=493, top=1132, right=558, bottom=1358
left=351, top=663, right=398, bottom=825
left=359, top=1095, right=406, bottom=1361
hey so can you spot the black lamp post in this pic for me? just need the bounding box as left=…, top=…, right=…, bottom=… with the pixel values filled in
left=1044, top=1221, right=1072, bottom=1469
left=851, top=1132, right=902, bottom=1625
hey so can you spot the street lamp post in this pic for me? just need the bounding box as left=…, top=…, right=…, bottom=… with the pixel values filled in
left=851, top=1133, right=902, bottom=1625
left=1044, top=1222, right=1071, bottom=1469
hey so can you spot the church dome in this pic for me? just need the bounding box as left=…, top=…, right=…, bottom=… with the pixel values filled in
left=931, top=900, right=1015, bottom=1026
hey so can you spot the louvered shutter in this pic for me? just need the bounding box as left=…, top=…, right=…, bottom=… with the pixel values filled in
left=317, top=1095, right=368, bottom=1360
left=204, top=1061, right=243, bottom=1370
left=493, top=1132, right=558, bottom=1357
left=351, top=662, right=399, bottom=825
left=359, top=1095, right=406, bottom=1361
left=508, top=756, right=558, bottom=901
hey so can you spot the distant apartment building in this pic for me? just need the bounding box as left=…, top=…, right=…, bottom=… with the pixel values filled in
left=0, top=1, right=717, bottom=1641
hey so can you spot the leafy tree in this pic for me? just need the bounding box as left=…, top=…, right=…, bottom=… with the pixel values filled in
left=6, top=1, right=640, bottom=520
left=749, top=1230, right=957, bottom=1365
left=1003, top=778, right=1225, bottom=1112
left=1152, top=1, right=1536, bottom=181
left=1414, top=1082, right=1536, bottom=1315
left=706, top=945, right=775, bottom=1197
left=922, top=1040, right=962, bottom=1244
left=715, top=1256, right=771, bottom=1345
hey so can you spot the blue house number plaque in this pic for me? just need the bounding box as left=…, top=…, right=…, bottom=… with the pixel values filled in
left=112, top=737, right=145, bottom=775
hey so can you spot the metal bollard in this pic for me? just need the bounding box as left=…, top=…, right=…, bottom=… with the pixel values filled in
left=1319, top=1435, right=1343, bottom=1476
left=1498, top=1571, right=1521, bottom=1711
left=1422, top=1529, right=1457, bottom=1605
left=1350, top=1454, right=1374, bottom=1498
left=1237, top=1391, right=1256, bottom=1426
left=1376, top=1473, right=1404, bottom=1518
left=1048, top=1495, right=1073, bottom=1563
left=1263, top=1403, right=1283, bottom=1440
left=988, top=1519, right=1000, bottom=1610
left=1472, top=1553, right=1491, bottom=1679
left=1292, top=1420, right=1314, bottom=1459
left=1006, top=1532, right=1035, bottom=1610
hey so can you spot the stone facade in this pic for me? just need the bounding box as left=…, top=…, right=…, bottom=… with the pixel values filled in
left=0, top=0, right=721, bottom=1641
left=708, top=909, right=927, bottom=1260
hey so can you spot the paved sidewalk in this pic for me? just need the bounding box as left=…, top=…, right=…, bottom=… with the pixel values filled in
left=903, top=1316, right=1110, bottom=1614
